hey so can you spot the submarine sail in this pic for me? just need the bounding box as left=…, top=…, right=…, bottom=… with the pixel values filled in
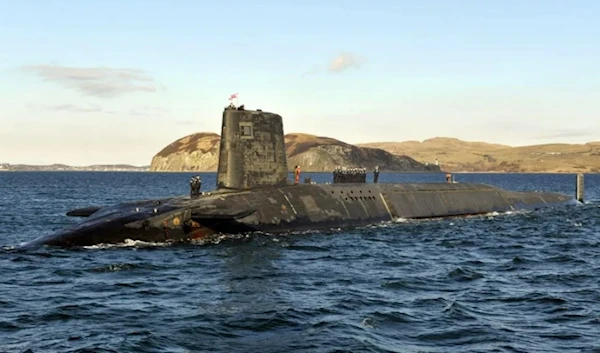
left=217, top=106, right=288, bottom=189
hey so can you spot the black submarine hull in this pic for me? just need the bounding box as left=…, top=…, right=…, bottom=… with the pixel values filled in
left=22, top=182, right=579, bottom=248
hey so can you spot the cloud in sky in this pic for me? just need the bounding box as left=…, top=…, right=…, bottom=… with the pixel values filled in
left=328, top=52, right=366, bottom=73
left=484, top=120, right=595, bottom=143
left=128, top=106, right=169, bottom=117
left=175, top=120, right=198, bottom=126
left=535, top=130, right=593, bottom=140
left=301, top=52, right=366, bottom=76
left=20, top=64, right=161, bottom=98
left=27, top=102, right=168, bottom=117
left=51, top=104, right=115, bottom=114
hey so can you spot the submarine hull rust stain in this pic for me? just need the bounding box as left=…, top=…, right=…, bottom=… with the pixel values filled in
left=21, top=105, right=580, bottom=248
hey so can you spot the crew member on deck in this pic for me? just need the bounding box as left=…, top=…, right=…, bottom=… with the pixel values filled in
left=446, top=173, right=452, bottom=183
left=190, top=175, right=202, bottom=198
left=373, top=166, right=380, bottom=183
left=294, top=165, right=301, bottom=185
left=196, top=175, right=202, bottom=193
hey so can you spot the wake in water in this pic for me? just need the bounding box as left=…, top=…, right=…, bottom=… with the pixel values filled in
left=1, top=208, right=546, bottom=252
left=80, top=233, right=255, bottom=250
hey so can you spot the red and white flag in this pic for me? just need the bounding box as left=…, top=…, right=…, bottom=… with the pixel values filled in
left=228, top=93, right=238, bottom=101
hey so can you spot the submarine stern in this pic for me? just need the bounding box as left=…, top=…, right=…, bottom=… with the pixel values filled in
left=502, top=189, right=580, bottom=211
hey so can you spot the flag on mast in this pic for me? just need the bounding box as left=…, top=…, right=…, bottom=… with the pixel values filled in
left=228, top=93, right=238, bottom=105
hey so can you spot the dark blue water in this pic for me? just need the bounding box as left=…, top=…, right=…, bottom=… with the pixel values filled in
left=1, top=172, right=600, bottom=353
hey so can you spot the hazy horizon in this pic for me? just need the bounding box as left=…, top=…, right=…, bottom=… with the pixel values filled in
left=2, top=0, right=599, bottom=165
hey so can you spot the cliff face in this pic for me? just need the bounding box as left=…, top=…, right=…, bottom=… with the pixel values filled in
left=150, top=133, right=221, bottom=172
left=150, top=132, right=439, bottom=172
left=284, top=133, right=438, bottom=172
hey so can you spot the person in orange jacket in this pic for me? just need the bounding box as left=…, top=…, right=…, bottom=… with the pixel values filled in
left=294, top=165, right=301, bottom=185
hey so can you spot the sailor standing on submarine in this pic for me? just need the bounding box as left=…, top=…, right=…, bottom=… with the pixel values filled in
left=294, top=165, right=301, bottom=185
left=189, top=175, right=202, bottom=198
left=373, top=166, right=380, bottom=183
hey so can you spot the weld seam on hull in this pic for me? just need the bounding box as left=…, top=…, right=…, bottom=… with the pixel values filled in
left=279, top=190, right=298, bottom=215
left=379, top=193, right=394, bottom=221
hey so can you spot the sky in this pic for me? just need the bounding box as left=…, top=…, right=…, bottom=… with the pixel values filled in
left=1, top=0, right=599, bottom=166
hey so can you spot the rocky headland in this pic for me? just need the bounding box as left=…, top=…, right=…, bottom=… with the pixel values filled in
left=150, top=133, right=222, bottom=172
left=149, top=133, right=440, bottom=172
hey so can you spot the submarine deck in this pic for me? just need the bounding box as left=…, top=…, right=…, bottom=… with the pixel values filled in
left=174, top=181, right=576, bottom=234
left=24, top=181, right=577, bottom=248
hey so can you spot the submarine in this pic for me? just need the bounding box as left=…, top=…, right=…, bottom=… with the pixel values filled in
left=22, top=104, right=580, bottom=248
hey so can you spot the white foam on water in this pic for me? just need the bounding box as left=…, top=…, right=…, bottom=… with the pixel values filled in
left=190, top=233, right=249, bottom=246
left=393, top=217, right=410, bottom=223
left=83, top=238, right=172, bottom=249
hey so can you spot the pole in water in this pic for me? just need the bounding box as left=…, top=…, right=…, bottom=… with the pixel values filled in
left=576, top=173, right=584, bottom=203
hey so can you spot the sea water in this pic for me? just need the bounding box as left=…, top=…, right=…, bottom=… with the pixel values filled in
left=1, top=172, right=599, bottom=353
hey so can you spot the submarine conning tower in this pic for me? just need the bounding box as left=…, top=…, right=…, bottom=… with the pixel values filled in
left=216, top=104, right=289, bottom=189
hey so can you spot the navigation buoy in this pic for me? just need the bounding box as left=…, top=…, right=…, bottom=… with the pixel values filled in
left=576, top=173, right=584, bottom=203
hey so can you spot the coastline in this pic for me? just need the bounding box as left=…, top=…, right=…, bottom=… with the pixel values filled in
left=2, top=169, right=597, bottom=174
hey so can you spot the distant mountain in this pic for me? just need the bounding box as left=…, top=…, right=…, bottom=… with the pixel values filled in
left=149, top=132, right=440, bottom=172
left=0, top=163, right=149, bottom=172
left=358, top=137, right=600, bottom=173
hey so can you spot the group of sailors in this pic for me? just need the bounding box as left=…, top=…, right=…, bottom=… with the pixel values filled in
left=332, top=166, right=380, bottom=184
left=333, top=167, right=367, bottom=183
